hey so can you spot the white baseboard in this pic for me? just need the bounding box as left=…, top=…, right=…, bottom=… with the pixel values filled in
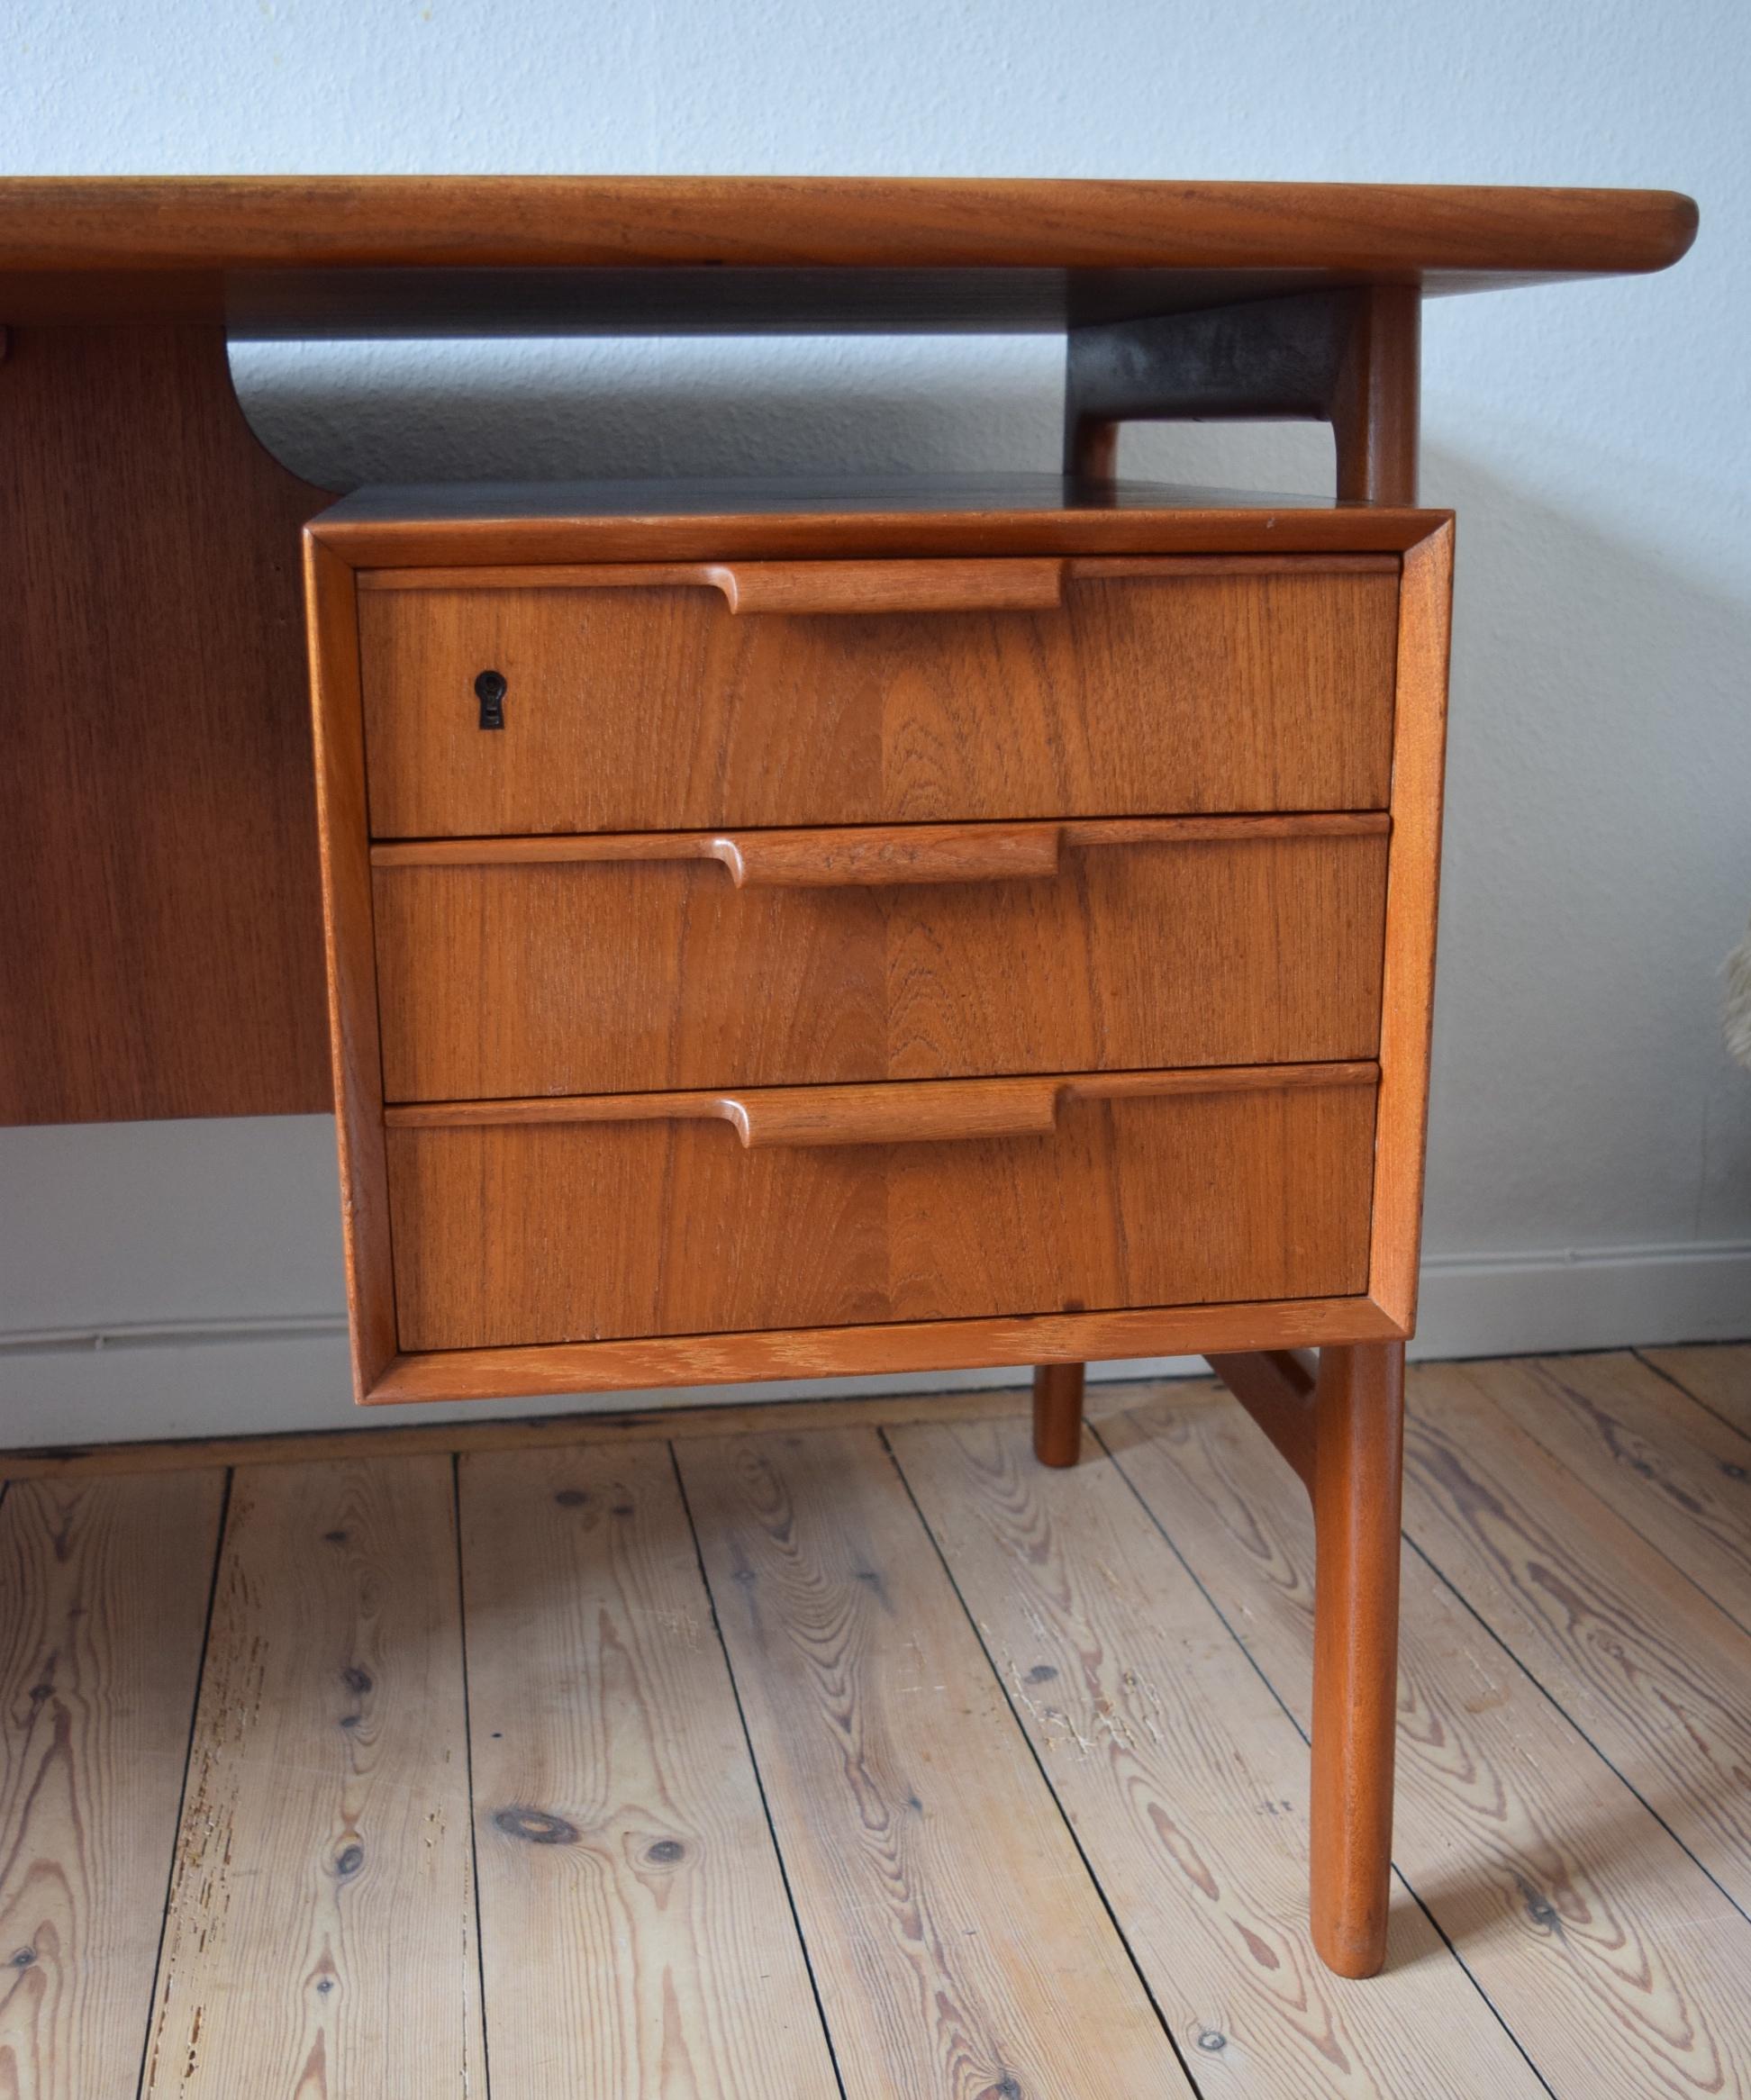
left=2, top=1239, right=1746, bottom=1452
left=1411, top=1238, right=1751, bottom=1361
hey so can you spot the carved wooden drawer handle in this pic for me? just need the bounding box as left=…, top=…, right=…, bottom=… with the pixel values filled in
left=722, top=1065, right=1378, bottom=1149
left=711, top=822, right=1060, bottom=887
left=704, top=558, right=1065, bottom=615
left=718, top=1076, right=1062, bottom=1148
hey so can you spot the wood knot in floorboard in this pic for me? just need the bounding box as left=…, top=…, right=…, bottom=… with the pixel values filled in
left=493, top=1806, right=579, bottom=1845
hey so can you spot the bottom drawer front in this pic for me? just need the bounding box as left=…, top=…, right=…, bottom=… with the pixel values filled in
left=386, top=1070, right=1376, bottom=1350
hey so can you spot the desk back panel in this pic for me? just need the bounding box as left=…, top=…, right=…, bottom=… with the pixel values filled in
left=0, top=324, right=330, bottom=1124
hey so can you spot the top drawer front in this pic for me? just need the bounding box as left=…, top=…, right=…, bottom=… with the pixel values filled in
left=357, top=561, right=1400, bottom=837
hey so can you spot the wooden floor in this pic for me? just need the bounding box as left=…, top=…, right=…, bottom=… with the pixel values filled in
left=2, top=1345, right=1749, bottom=2097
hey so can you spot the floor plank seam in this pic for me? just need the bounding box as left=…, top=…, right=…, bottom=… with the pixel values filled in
left=663, top=1439, right=850, bottom=2100
left=449, top=1453, right=494, bottom=2100
left=1398, top=1524, right=1751, bottom=1932
left=1456, top=1366, right=1751, bottom=1644
left=1630, top=1348, right=1751, bottom=1446
left=1086, top=1415, right=1560, bottom=2093
left=876, top=1426, right=1208, bottom=2096
left=1087, top=1417, right=1318, bottom=1754
left=132, top=1464, right=233, bottom=2100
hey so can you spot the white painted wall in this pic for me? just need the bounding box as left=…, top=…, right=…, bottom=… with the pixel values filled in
left=3, top=0, right=1746, bottom=1444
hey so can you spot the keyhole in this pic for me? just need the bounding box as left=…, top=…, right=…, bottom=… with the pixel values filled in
left=476, top=669, right=507, bottom=729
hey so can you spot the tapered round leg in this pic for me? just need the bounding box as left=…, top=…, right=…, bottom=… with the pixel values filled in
left=1031, top=1362, right=1086, bottom=1467
left=1309, top=1340, right=1405, bottom=1978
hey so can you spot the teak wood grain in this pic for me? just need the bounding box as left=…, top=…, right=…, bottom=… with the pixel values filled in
left=888, top=1415, right=1544, bottom=2097
left=1307, top=1342, right=1404, bottom=1978
left=458, top=1444, right=839, bottom=2096
left=1102, top=1386, right=1751, bottom=2097
left=1206, top=1339, right=1409, bottom=1981
left=385, top=1069, right=1378, bottom=1350
left=366, top=1296, right=1403, bottom=1408
left=710, top=554, right=1069, bottom=612
left=145, top=1458, right=485, bottom=2097
left=319, top=485, right=1448, bottom=567
left=372, top=821, right=1389, bottom=1100
left=0, top=1472, right=224, bottom=2100
left=363, top=550, right=1403, bottom=594
left=1030, top=1361, right=1085, bottom=1467
left=305, top=506, right=1447, bottom=1413
left=306, top=537, right=398, bottom=1399
left=676, top=1426, right=1195, bottom=2097
left=0, top=178, right=1697, bottom=332
left=1365, top=522, right=1453, bottom=1327
left=1331, top=286, right=1421, bottom=506
left=0, top=324, right=329, bottom=1126
left=356, top=563, right=1401, bottom=837
left=1205, top=1345, right=1318, bottom=1486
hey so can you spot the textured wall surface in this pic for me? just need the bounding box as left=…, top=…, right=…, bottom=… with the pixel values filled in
left=2, top=0, right=1746, bottom=1442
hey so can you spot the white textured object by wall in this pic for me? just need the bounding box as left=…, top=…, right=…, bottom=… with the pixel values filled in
left=1, top=0, right=1746, bottom=1444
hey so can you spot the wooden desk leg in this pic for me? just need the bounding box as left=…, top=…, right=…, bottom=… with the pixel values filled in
left=1031, top=1362, right=1086, bottom=1466
left=1309, top=1339, right=1405, bottom=1978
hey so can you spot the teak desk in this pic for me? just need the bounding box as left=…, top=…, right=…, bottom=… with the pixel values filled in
left=0, top=179, right=1696, bottom=1978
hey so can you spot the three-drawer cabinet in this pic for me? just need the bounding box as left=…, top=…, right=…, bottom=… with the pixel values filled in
left=305, top=488, right=1452, bottom=1407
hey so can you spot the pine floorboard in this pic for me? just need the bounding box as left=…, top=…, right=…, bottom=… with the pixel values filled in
left=0, top=1473, right=224, bottom=2100
left=0, top=1344, right=1746, bottom=2098
left=1462, top=1353, right=1751, bottom=1634
left=1403, top=1362, right=1751, bottom=1912
left=142, top=1457, right=485, bottom=2098
left=676, top=1426, right=1194, bottom=2099
left=458, top=1444, right=839, bottom=2096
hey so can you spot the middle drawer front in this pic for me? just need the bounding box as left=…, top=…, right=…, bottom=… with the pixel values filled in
left=372, top=819, right=1389, bottom=1100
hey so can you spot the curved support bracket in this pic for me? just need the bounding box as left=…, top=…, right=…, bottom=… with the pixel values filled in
left=1065, top=285, right=1420, bottom=505
left=1205, top=1347, right=1319, bottom=1489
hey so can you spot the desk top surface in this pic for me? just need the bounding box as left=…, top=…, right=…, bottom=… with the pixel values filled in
left=0, top=177, right=1698, bottom=334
